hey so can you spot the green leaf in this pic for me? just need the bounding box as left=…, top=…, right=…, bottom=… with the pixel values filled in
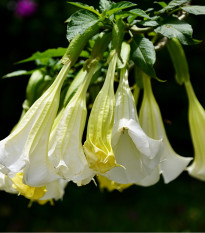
left=17, top=47, right=67, bottom=64
left=3, top=70, right=34, bottom=78
left=128, top=15, right=137, bottom=24
left=80, top=50, right=90, bottom=58
left=154, top=1, right=168, bottom=8
left=129, top=8, right=151, bottom=19
left=99, top=0, right=113, bottom=12
left=115, top=11, right=134, bottom=20
left=134, top=16, right=159, bottom=28
left=158, top=0, right=189, bottom=13
left=139, top=19, right=159, bottom=27
left=131, top=35, right=156, bottom=78
left=106, top=1, right=136, bottom=16
left=67, top=2, right=101, bottom=17
left=154, top=18, right=194, bottom=45
left=67, top=10, right=99, bottom=42
left=181, top=5, right=205, bottom=15
left=145, top=8, right=154, bottom=13
left=127, top=9, right=154, bottom=24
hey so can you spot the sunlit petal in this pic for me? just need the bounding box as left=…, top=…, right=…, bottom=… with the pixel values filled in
left=0, top=63, right=71, bottom=186
left=48, top=64, right=97, bottom=185
left=83, top=53, right=118, bottom=173
left=139, top=75, right=192, bottom=183
left=185, top=81, right=205, bottom=180
left=102, top=67, right=161, bottom=186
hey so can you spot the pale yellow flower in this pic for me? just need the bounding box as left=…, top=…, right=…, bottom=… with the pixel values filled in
left=83, top=53, right=118, bottom=173
left=185, top=80, right=205, bottom=180
left=139, top=74, right=192, bottom=183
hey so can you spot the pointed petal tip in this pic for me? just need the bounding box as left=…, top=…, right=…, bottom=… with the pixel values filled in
left=161, top=156, right=192, bottom=184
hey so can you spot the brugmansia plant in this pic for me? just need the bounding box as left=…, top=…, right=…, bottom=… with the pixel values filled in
left=1, top=0, right=205, bottom=205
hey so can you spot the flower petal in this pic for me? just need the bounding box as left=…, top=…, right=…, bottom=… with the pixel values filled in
left=11, top=172, right=47, bottom=200
left=48, top=63, right=97, bottom=185
left=0, top=63, right=71, bottom=186
left=139, top=75, right=192, bottom=183
left=83, top=53, right=118, bottom=173
left=185, top=81, right=205, bottom=180
left=97, top=175, right=132, bottom=192
left=101, top=62, right=161, bottom=186
left=0, top=172, right=17, bottom=194
left=39, top=179, right=68, bottom=201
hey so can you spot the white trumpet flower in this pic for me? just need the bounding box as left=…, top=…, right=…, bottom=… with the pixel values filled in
left=139, top=75, right=192, bottom=183
left=0, top=62, right=72, bottom=187
left=102, top=67, right=162, bottom=186
left=48, top=63, right=97, bottom=185
left=185, top=80, right=205, bottom=180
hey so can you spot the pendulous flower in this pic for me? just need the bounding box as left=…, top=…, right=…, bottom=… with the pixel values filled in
left=0, top=62, right=72, bottom=187
left=100, top=43, right=162, bottom=187
left=185, top=80, right=205, bottom=180
left=48, top=63, right=98, bottom=186
left=166, top=38, right=204, bottom=181
left=139, top=74, right=192, bottom=183
left=83, top=52, right=118, bottom=173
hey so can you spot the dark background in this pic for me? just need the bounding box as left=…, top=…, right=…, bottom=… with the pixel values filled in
left=1, top=0, right=205, bottom=231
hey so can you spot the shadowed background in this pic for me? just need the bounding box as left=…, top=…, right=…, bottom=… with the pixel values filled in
left=0, top=0, right=205, bottom=231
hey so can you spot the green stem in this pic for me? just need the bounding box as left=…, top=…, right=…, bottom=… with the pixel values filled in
left=168, top=7, right=181, bottom=16
left=167, top=38, right=190, bottom=85
left=130, top=25, right=152, bottom=34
